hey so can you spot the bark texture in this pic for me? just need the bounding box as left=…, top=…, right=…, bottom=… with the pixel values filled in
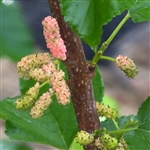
left=48, top=1, right=100, bottom=149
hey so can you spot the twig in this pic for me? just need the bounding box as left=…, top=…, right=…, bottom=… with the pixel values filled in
left=47, top=1, right=101, bottom=149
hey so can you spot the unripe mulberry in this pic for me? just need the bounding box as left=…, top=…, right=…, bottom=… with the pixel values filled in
left=96, top=102, right=118, bottom=119
left=116, top=55, right=138, bottom=79
left=101, top=134, right=118, bottom=149
left=76, top=130, right=94, bottom=145
left=15, top=82, right=40, bottom=110
left=17, top=53, right=53, bottom=78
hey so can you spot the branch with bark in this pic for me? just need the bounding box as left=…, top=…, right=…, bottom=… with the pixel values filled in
left=47, top=1, right=101, bottom=149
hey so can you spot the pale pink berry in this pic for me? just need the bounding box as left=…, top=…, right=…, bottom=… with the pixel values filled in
left=50, top=70, right=70, bottom=105
left=17, top=53, right=53, bottom=78
left=95, top=138, right=106, bottom=150
left=42, top=63, right=70, bottom=105
left=42, top=16, right=67, bottom=60
left=116, top=55, right=138, bottom=79
left=29, top=68, right=49, bottom=82
left=42, top=62, right=57, bottom=76
left=30, top=90, right=53, bottom=118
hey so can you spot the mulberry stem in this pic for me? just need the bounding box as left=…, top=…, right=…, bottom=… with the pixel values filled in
left=106, top=127, right=137, bottom=135
left=90, top=12, right=131, bottom=67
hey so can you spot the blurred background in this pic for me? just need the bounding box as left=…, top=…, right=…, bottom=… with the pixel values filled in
left=0, top=0, right=149, bottom=150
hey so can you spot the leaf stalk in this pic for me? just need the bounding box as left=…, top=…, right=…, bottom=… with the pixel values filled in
left=90, top=12, right=131, bottom=67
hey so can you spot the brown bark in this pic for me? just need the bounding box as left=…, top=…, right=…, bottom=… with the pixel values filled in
left=47, top=1, right=100, bottom=149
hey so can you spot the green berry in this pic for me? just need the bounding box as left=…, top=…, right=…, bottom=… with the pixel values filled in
left=116, top=55, right=138, bottom=79
left=76, top=130, right=94, bottom=145
left=101, top=134, right=118, bottom=149
left=96, top=102, right=118, bottom=119
left=15, top=95, right=36, bottom=110
left=15, top=82, right=40, bottom=110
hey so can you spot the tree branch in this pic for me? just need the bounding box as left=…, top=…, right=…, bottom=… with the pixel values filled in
left=47, top=1, right=100, bottom=149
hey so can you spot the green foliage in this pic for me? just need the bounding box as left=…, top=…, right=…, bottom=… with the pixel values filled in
left=129, top=1, right=150, bottom=22
left=70, top=139, right=83, bottom=150
left=0, top=62, right=104, bottom=149
left=0, top=140, right=33, bottom=150
left=0, top=2, right=34, bottom=62
left=101, top=115, right=138, bottom=132
left=0, top=97, right=78, bottom=149
left=61, top=0, right=150, bottom=47
left=124, top=96, right=150, bottom=150
left=92, top=66, right=104, bottom=103
left=101, top=97, right=150, bottom=149
left=19, top=78, right=37, bottom=95
left=0, top=63, right=78, bottom=149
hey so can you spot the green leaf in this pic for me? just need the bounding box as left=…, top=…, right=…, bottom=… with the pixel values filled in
left=137, top=97, right=150, bottom=130
left=0, top=98, right=78, bottom=149
left=61, top=0, right=137, bottom=47
left=0, top=2, right=34, bottom=62
left=124, top=97, right=150, bottom=149
left=92, top=66, right=104, bottom=103
left=4, top=62, right=77, bottom=149
left=101, top=115, right=137, bottom=132
left=70, top=139, right=83, bottom=150
left=129, top=1, right=150, bottom=22
left=0, top=140, right=33, bottom=150
left=101, top=97, right=150, bottom=149
left=124, top=130, right=150, bottom=150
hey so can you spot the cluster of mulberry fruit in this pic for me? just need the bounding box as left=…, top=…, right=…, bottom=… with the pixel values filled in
left=15, top=53, right=70, bottom=118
